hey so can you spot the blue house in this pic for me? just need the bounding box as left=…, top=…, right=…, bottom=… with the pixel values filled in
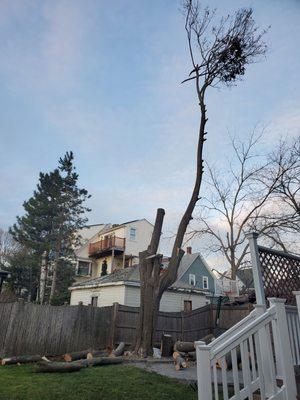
left=172, top=250, right=218, bottom=296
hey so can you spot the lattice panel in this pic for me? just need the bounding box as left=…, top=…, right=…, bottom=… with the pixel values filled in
left=258, top=247, right=300, bottom=305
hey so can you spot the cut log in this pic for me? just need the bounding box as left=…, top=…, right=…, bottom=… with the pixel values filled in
left=174, top=341, right=195, bottom=353
left=75, top=357, right=124, bottom=367
left=1, top=355, right=43, bottom=365
left=173, top=351, right=187, bottom=371
left=187, top=351, right=196, bottom=361
left=161, top=334, right=174, bottom=357
left=36, top=361, right=84, bottom=373
left=201, top=333, right=215, bottom=345
left=86, top=350, right=109, bottom=360
left=63, top=350, right=92, bottom=362
left=111, top=342, right=125, bottom=357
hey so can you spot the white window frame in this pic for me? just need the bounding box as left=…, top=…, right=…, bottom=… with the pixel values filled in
left=189, top=273, right=196, bottom=286
left=129, top=227, right=137, bottom=241
left=203, top=276, right=209, bottom=290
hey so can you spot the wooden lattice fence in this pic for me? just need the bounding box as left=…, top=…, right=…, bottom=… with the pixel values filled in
left=258, top=246, right=300, bottom=305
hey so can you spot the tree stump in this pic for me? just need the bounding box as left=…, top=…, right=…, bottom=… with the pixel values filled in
left=161, top=334, right=174, bottom=357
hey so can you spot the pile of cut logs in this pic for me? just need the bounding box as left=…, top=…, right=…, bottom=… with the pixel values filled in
left=0, top=342, right=126, bottom=373
left=167, top=334, right=215, bottom=371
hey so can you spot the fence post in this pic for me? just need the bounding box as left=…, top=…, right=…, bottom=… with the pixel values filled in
left=268, top=298, right=297, bottom=400
left=246, top=232, right=266, bottom=307
left=180, top=312, right=184, bottom=341
left=109, top=302, right=119, bottom=349
left=195, top=341, right=212, bottom=400
left=293, top=291, right=300, bottom=320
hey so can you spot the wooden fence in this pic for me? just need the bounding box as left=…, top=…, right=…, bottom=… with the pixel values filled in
left=0, top=301, right=251, bottom=357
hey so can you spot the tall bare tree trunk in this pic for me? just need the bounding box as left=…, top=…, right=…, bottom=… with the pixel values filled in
left=135, top=209, right=165, bottom=356
left=135, top=0, right=268, bottom=356
left=135, top=83, right=208, bottom=357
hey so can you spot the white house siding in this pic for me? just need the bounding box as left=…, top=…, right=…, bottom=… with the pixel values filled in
left=124, top=220, right=154, bottom=257
left=70, top=285, right=125, bottom=307
left=124, top=285, right=208, bottom=312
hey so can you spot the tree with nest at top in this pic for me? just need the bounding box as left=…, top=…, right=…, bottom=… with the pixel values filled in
left=135, top=0, right=269, bottom=357
left=9, top=152, right=91, bottom=304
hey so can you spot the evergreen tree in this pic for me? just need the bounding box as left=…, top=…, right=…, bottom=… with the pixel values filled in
left=10, top=151, right=91, bottom=304
left=5, top=246, right=39, bottom=300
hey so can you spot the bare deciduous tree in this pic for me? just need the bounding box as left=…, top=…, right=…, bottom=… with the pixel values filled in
left=253, top=137, right=300, bottom=250
left=271, top=137, right=300, bottom=216
left=135, top=0, right=268, bottom=357
left=0, top=229, right=19, bottom=269
left=190, top=133, right=299, bottom=279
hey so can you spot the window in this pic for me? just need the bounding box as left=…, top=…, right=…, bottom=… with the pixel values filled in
left=203, top=276, right=209, bottom=290
left=130, top=227, right=136, bottom=241
left=189, top=274, right=196, bottom=286
left=184, top=300, right=192, bottom=312
left=77, top=261, right=90, bottom=276
left=91, top=296, right=98, bottom=307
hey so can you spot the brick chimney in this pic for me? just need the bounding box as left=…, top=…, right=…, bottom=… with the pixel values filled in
left=186, top=246, right=192, bottom=254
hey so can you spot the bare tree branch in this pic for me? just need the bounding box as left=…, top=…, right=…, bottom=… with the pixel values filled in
left=193, top=132, right=299, bottom=278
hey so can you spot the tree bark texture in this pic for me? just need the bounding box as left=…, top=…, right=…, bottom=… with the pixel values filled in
left=49, top=259, right=58, bottom=303
left=39, top=251, right=48, bottom=304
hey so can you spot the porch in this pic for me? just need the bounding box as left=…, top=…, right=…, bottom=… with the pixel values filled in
left=88, top=236, right=126, bottom=257
left=196, top=232, right=300, bottom=400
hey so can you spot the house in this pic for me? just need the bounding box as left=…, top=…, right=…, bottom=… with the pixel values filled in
left=69, top=248, right=219, bottom=312
left=164, top=247, right=220, bottom=295
left=74, top=219, right=154, bottom=282
left=74, top=223, right=107, bottom=281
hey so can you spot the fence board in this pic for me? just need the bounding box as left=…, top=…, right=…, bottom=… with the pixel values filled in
left=0, top=301, right=250, bottom=357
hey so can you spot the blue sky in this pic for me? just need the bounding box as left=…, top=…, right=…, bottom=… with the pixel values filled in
left=0, top=0, right=299, bottom=256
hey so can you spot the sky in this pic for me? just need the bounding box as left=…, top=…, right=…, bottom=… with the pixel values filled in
left=0, top=0, right=299, bottom=262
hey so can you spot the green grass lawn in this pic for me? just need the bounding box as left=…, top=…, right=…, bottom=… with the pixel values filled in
left=0, top=364, right=198, bottom=400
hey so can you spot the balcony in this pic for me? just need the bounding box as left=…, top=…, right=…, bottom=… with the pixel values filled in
left=89, top=236, right=126, bottom=257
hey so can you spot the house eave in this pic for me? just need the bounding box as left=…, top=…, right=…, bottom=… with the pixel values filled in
left=70, top=279, right=209, bottom=296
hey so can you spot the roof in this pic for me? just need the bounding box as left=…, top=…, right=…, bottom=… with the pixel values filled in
left=176, top=253, right=199, bottom=280
left=73, top=265, right=140, bottom=289
left=176, top=253, right=216, bottom=283
left=71, top=263, right=207, bottom=295
left=76, top=224, right=108, bottom=246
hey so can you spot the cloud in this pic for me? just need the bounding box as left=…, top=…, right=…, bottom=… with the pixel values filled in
left=0, top=1, right=89, bottom=93
left=0, top=164, right=37, bottom=229
left=265, top=102, right=300, bottom=141
left=40, top=1, right=89, bottom=89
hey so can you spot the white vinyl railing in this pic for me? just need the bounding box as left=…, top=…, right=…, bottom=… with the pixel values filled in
left=286, top=305, right=300, bottom=366
left=196, top=298, right=297, bottom=400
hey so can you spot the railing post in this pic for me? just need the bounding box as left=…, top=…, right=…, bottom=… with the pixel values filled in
left=195, top=341, right=212, bottom=400
left=268, top=298, right=297, bottom=400
left=293, top=291, right=300, bottom=320
left=254, top=304, right=278, bottom=397
left=246, top=232, right=266, bottom=307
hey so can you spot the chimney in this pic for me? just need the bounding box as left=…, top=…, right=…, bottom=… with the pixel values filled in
left=186, top=246, right=192, bottom=255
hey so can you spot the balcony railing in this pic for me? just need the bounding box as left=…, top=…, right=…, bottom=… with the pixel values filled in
left=89, top=237, right=125, bottom=256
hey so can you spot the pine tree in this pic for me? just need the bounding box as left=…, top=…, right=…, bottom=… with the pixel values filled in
left=10, top=151, right=91, bottom=304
